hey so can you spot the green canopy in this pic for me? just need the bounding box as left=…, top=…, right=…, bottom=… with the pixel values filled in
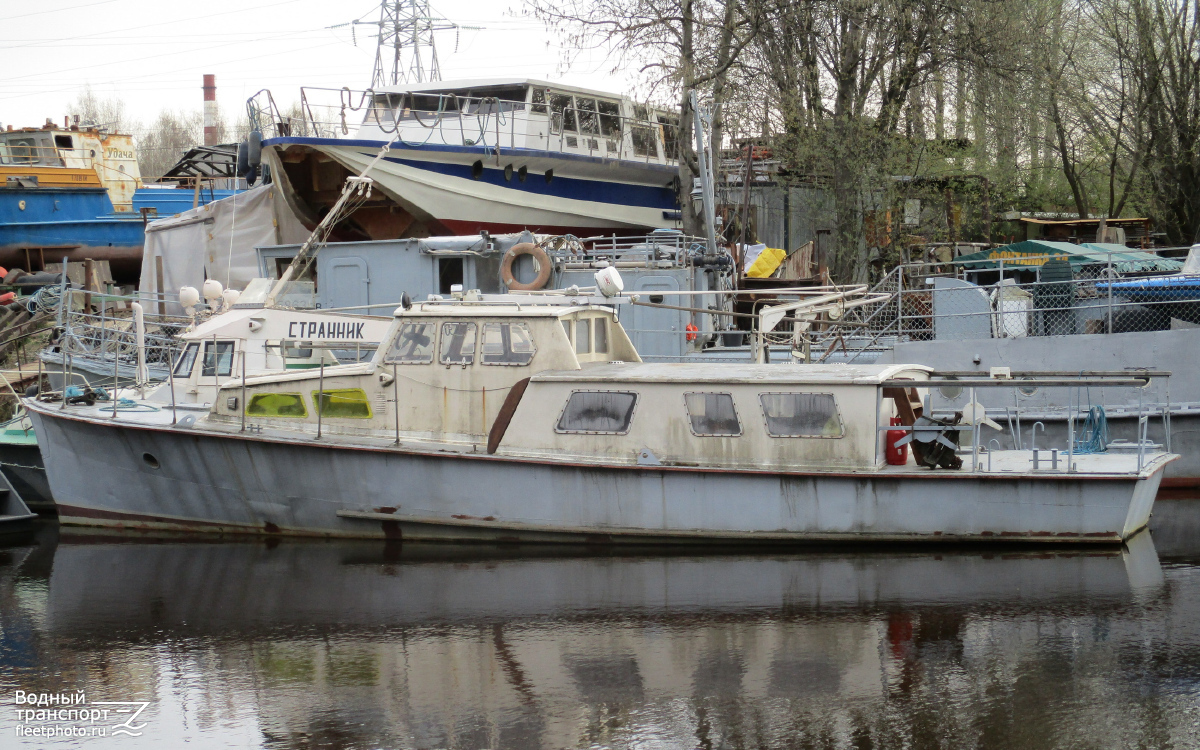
left=956, top=240, right=1182, bottom=274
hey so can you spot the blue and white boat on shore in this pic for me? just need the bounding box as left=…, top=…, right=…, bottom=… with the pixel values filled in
left=248, top=79, right=683, bottom=239
left=0, top=121, right=233, bottom=281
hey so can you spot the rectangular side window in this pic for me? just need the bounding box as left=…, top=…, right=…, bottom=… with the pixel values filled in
left=387, top=322, right=436, bottom=364
left=246, top=393, right=307, bottom=418
left=550, top=93, right=576, bottom=132
left=174, top=342, right=199, bottom=376
left=684, top=392, right=741, bottom=436
left=439, top=322, right=476, bottom=365
left=760, top=393, right=844, bottom=437
left=312, top=388, right=373, bottom=418
left=202, top=341, right=235, bottom=377
left=561, top=318, right=572, bottom=344
left=557, top=391, right=638, bottom=434
left=598, top=100, right=622, bottom=136
left=531, top=88, right=548, bottom=114
left=576, top=319, right=591, bottom=354
left=482, top=322, right=537, bottom=365
left=593, top=318, right=608, bottom=354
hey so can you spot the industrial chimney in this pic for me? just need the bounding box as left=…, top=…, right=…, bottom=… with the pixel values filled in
left=203, top=74, right=217, bottom=146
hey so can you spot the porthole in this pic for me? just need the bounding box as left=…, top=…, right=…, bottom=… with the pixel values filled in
left=142, top=452, right=160, bottom=469
left=471, top=160, right=483, bottom=180
left=518, top=165, right=528, bottom=182
left=544, top=169, right=554, bottom=184
left=938, top=376, right=962, bottom=400
left=504, top=164, right=513, bottom=181
left=1018, top=377, right=1039, bottom=397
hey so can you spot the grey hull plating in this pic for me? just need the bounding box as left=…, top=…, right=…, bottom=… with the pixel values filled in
left=28, top=405, right=1166, bottom=544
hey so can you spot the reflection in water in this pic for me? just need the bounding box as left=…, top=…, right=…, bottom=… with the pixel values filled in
left=2, top=504, right=1200, bottom=749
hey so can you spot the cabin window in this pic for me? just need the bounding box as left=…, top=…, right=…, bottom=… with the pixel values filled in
left=531, top=88, right=548, bottom=114
left=202, top=341, right=236, bottom=377
left=684, top=392, right=741, bottom=436
left=631, top=105, right=656, bottom=158
left=576, top=319, right=590, bottom=354
left=561, top=318, right=572, bottom=343
left=550, top=93, right=576, bottom=132
left=246, top=393, right=307, bottom=418
left=440, top=322, right=476, bottom=365
left=658, top=113, right=680, bottom=159
left=576, top=97, right=599, bottom=134
left=481, top=322, right=536, bottom=365
left=386, top=322, right=436, bottom=364
left=598, top=100, right=622, bottom=136
left=8, top=137, right=38, bottom=164
left=283, top=341, right=313, bottom=359
left=593, top=318, right=609, bottom=353
left=313, top=388, right=372, bottom=418
left=556, top=391, right=638, bottom=434
left=174, top=342, right=200, bottom=376
left=759, top=393, right=844, bottom=438
left=54, top=134, right=73, bottom=151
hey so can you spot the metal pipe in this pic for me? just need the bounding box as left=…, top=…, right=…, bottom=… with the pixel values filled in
left=316, top=360, right=324, bottom=440
left=393, top=363, right=400, bottom=445
left=1032, top=421, right=1044, bottom=451
left=111, top=337, right=119, bottom=419
left=167, top=346, right=178, bottom=426
left=689, top=90, right=720, bottom=261
left=1106, top=254, right=1114, bottom=334
left=240, top=347, right=247, bottom=433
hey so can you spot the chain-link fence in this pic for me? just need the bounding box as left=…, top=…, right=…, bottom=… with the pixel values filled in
left=835, top=251, right=1196, bottom=361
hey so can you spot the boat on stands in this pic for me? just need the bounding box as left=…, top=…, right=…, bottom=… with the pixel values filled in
left=0, top=120, right=234, bottom=281
left=246, top=79, right=683, bottom=238
left=25, top=282, right=1176, bottom=543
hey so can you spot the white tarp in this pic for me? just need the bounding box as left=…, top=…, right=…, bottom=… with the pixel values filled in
left=1184, top=244, right=1200, bottom=275
left=137, top=183, right=309, bottom=314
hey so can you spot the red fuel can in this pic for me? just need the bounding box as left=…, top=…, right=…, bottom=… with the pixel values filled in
left=886, top=417, right=908, bottom=465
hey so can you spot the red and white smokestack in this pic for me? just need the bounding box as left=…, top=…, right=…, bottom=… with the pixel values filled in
left=203, top=74, right=217, bottom=146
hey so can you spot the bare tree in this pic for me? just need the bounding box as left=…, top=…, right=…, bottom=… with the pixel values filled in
left=526, top=0, right=760, bottom=238
left=134, top=110, right=203, bottom=180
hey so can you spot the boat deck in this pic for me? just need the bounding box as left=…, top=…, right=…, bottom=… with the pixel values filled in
left=41, top=401, right=1175, bottom=481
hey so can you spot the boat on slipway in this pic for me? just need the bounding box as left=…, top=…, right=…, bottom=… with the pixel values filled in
left=247, top=79, right=682, bottom=239
left=26, top=286, right=1176, bottom=543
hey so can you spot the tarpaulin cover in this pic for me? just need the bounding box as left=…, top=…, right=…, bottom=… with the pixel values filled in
left=956, top=239, right=1182, bottom=274
left=137, top=184, right=310, bottom=314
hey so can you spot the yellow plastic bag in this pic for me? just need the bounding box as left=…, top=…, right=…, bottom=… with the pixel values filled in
left=746, top=246, right=786, bottom=278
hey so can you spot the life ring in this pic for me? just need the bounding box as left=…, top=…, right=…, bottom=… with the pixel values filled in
left=685, top=323, right=698, bottom=342
left=501, top=243, right=552, bottom=291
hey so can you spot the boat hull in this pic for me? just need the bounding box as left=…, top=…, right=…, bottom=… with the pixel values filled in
left=0, top=441, right=52, bottom=513
left=266, top=138, right=680, bottom=237
left=28, top=404, right=1168, bottom=544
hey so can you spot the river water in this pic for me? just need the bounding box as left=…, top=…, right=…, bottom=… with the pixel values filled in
left=4, top=501, right=1200, bottom=750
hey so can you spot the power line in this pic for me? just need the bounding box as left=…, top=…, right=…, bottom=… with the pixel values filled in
left=0, top=0, right=118, bottom=22
left=2, top=0, right=308, bottom=53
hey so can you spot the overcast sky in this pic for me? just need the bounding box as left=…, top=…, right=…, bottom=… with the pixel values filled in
left=0, top=0, right=631, bottom=133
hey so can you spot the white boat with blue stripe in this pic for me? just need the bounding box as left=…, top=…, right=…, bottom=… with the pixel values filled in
left=248, top=79, right=683, bottom=239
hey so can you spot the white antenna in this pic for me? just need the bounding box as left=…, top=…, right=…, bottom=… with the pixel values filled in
left=349, top=0, right=463, bottom=87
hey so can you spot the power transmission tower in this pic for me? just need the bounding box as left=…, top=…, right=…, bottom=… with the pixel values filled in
left=360, top=0, right=460, bottom=88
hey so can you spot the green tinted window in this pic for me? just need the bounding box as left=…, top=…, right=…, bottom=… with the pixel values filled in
left=246, top=393, right=308, bottom=418
left=312, top=388, right=373, bottom=418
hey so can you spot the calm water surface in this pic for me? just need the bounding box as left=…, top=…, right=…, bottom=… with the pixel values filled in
left=4, top=502, right=1200, bottom=749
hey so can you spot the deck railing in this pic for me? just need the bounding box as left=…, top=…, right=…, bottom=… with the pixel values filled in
left=247, top=88, right=681, bottom=166
left=832, top=250, right=1194, bottom=363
